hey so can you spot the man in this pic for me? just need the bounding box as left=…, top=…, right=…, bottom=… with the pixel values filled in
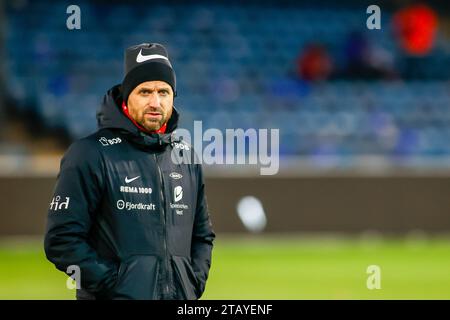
left=44, top=43, right=215, bottom=300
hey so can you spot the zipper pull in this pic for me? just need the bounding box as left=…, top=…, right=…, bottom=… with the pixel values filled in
left=158, top=135, right=162, bottom=146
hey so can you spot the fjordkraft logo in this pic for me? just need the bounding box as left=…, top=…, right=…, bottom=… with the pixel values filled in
left=116, top=200, right=156, bottom=211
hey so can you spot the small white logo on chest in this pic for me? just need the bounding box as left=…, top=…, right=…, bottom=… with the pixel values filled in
left=174, top=186, right=183, bottom=202
left=125, top=176, right=140, bottom=184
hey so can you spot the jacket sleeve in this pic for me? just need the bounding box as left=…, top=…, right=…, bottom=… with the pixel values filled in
left=191, top=164, right=216, bottom=298
left=44, top=139, right=118, bottom=294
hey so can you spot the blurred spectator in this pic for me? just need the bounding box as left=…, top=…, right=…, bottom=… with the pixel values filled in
left=392, top=3, right=439, bottom=79
left=47, top=74, right=69, bottom=97
left=393, top=3, right=438, bottom=56
left=342, top=31, right=396, bottom=80
left=296, top=43, right=333, bottom=82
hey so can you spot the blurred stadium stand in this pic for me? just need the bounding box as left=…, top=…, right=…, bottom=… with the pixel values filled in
left=2, top=0, right=450, bottom=174
left=1, top=0, right=450, bottom=235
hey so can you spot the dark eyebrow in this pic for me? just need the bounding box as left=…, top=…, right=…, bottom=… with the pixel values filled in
left=138, top=87, right=152, bottom=92
left=138, top=87, right=171, bottom=92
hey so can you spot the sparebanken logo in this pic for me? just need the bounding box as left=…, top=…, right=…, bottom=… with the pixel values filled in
left=171, top=186, right=188, bottom=215
left=174, top=186, right=183, bottom=202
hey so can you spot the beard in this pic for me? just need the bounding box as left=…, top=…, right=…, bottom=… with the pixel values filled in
left=137, top=107, right=170, bottom=132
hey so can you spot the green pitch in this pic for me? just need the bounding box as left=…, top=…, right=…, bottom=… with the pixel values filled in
left=1, top=235, right=450, bottom=299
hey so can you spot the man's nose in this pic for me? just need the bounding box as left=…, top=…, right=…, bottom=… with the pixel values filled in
left=148, top=92, right=160, bottom=106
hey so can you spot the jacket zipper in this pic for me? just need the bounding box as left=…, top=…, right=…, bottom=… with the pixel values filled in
left=154, top=152, right=173, bottom=298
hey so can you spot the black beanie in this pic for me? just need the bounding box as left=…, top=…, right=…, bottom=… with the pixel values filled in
left=122, top=43, right=176, bottom=103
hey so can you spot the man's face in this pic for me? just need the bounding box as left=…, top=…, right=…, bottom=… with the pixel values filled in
left=126, top=80, right=174, bottom=132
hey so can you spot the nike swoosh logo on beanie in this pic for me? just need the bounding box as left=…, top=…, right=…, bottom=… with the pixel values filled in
left=122, top=43, right=177, bottom=103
